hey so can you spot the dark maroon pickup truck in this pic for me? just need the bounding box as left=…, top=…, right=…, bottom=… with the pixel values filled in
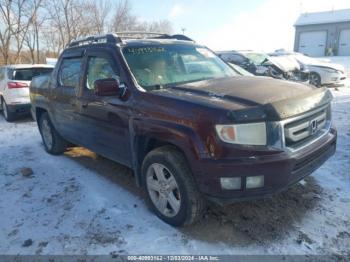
left=30, top=33, right=336, bottom=226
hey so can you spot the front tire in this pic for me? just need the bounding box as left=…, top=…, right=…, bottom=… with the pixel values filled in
left=142, top=146, right=205, bottom=226
left=310, top=73, right=321, bottom=87
left=1, top=98, right=16, bottom=122
left=38, top=112, right=67, bottom=155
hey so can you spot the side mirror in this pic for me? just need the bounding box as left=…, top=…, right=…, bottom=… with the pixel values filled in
left=94, top=78, right=120, bottom=96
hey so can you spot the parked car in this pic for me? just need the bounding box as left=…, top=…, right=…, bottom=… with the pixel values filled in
left=270, top=51, right=347, bottom=87
left=217, top=50, right=310, bottom=83
left=0, top=64, right=54, bottom=121
left=30, top=34, right=336, bottom=226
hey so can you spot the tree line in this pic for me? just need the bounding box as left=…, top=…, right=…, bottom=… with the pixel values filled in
left=0, top=0, right=172, bottom=65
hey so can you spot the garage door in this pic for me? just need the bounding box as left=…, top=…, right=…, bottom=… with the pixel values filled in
left=298, top=31, right=327, bottom=57
left=338, top=29, right=350, bottom=56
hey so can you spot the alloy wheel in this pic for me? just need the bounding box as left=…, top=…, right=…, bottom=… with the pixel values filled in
left=146, top=163, right=181, bottom=217
left=41, top=118, right=53, bottom=149
left=310, top=74, right=321, bottom=87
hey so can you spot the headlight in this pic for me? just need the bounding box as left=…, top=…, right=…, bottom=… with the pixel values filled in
left=215, top=122, right=267, bottom=146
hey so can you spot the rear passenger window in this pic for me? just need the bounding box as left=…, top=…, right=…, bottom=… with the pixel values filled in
left=58, top=58, right=82, bottom=88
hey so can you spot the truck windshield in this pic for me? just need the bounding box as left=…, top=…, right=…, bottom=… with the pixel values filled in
left=10, top=68, right=53, bottom=81
left=122, top=44, right=237, bottom=90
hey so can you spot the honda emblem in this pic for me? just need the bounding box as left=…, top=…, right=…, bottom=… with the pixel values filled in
left=310, top=119, right=318, bottom=135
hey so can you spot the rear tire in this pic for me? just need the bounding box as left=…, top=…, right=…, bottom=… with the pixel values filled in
left=38, top=112, right=67, bottom=155
left=1, top=98, right=16, bottom=122
left=142, top=146, right=205, bottom=226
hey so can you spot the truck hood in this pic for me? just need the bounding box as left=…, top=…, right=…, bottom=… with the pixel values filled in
left=154, top=76, right=332, bottom=121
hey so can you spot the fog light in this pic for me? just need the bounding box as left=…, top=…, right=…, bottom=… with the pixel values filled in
left=246, top=176, right=264, bottom=189
left=220, top=177, right=241, bottom=190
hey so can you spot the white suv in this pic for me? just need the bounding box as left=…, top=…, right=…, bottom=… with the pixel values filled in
left=0, top=64, right=54, bottom=121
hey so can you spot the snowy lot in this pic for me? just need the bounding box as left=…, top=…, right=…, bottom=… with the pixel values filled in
left=0, top=87, right=350, bottom=256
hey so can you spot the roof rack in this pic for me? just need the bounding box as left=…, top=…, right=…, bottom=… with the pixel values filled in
left=116, top=31, right=194, bottom=42
left=68, top=34, right=122, bottom=47
left=116, top=31, right=168, bottom=39
left=67, top=32, right=194, bottom=48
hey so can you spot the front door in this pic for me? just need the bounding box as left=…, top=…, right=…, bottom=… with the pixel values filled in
left=76, top=48, right=132, bottom=167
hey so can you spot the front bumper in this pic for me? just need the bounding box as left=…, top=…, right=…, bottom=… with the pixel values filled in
left=322, top=72, right=347, bottom=86
left=192, top=128, right=337, bottom=205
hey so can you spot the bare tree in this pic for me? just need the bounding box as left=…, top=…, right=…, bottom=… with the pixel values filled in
left=0, top=0, right=14, bottom=64
left=12, top=0, right=43, bottom=63
left=86, top=0, right=111, bottom=34
left=24, top=0, right=46, bottom=63
left=0, top=0, right=173, bottom=64
left=44, top=0, right=112, bottom=54
left=110, top=0, right=132, bottom=31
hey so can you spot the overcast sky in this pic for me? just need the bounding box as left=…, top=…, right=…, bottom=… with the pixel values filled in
left=129, top=0, right=350, bottom=52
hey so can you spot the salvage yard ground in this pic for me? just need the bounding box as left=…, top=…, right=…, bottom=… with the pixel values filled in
left=0, top=86, right=350, bottom=256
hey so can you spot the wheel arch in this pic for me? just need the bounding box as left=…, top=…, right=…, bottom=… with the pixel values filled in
left=130, top=120, right=207, bottom=187
left=35, top=107, right=48, bottom=123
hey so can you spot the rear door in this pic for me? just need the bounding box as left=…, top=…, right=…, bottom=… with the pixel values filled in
left=338, top=29, right=350, bottom=56
left=0, top=68, right=5, bottom=96
left=49, top=51, right=84, bottom=144
left=76, top=47, right=132, bottom=166
left=299, top=31, right=327, bottom=57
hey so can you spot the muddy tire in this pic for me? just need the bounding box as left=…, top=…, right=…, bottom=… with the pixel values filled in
left=1, top=97, right=16, bottom=122
left=142, top=146, right=205, bottom=226
left=38, top=112, right=67, bottom=155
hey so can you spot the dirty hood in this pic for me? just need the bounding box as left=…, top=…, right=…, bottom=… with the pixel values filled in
left=160, top=76, right=332, bottom=121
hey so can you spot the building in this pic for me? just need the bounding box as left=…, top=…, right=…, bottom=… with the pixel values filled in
left=294, top=9, right=350, bottom=57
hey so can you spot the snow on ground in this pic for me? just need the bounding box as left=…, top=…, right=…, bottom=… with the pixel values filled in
left=0, top=87, right=350, bottom=256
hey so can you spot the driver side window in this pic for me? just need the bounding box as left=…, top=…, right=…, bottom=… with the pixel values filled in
left=86, top=57, right=119, bottom=90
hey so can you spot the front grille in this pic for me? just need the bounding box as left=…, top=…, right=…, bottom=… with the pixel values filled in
left=283, top=106, right=331, bottom=150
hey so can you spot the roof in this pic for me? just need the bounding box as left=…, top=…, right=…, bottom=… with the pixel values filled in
left=295, top=8, right=350, bottom=26
left=4, top=64, right=54, bottom=69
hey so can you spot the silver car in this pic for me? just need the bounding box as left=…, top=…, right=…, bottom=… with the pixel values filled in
left=270, top=52, right=347, bottom=87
